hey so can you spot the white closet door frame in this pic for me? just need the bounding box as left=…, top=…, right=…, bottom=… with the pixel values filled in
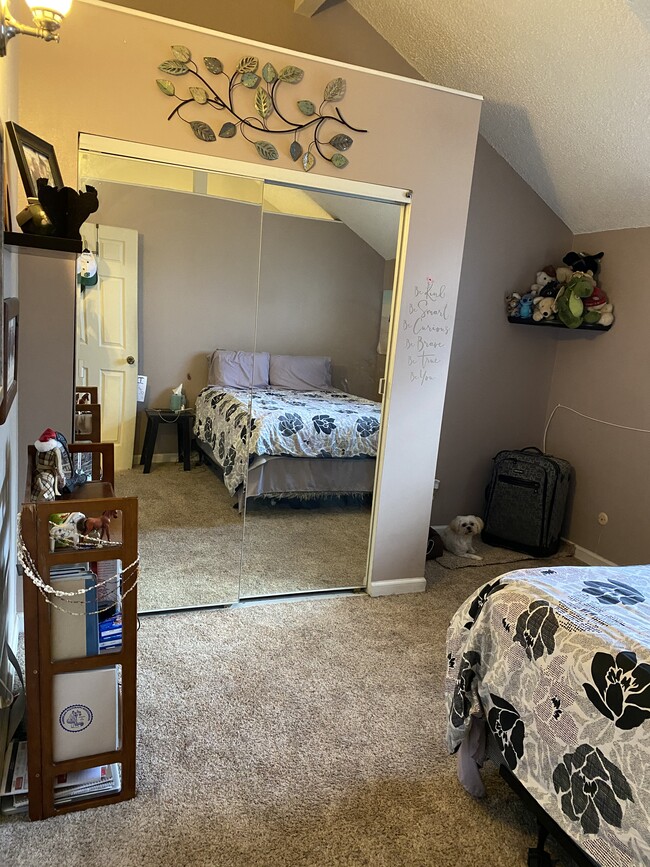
left=78, top=134, right=411, bottom=205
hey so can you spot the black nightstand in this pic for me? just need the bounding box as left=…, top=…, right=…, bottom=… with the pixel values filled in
left=141, top=408, right=195, bottom=473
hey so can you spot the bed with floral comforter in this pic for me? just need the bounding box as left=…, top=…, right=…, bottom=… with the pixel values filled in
left=446, top=564, right=650, bottom=867
left=194, top=385, right=380, bottom=497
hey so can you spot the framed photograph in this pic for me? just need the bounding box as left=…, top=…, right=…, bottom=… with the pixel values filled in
left=0, top=297, right=18, bottom=423
left=6, top=121, right=64, bottom=199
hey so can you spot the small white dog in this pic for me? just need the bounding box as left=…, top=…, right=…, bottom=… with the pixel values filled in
left=439, top=515, right=484, bottom=560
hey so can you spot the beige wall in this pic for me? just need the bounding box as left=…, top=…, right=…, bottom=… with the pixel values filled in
left=546, top=228, right=650, bottom=565
left=433, top=137, right=573, bottom=521
left=90, top=181, right=386, bottom=456
left=20, top=1, right=482, bottom=589
left=112, top=0, right=422, bottom=80
left=258, top=211, right=385, bottom=399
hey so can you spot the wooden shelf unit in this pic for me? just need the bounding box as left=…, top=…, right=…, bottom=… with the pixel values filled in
left=75, top=388, right=103, bottom=479
left=21, top=443, right=138, bottom=820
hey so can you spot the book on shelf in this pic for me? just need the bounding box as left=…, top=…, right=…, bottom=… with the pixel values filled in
left=50, top=565, right=99, bottom=660
left=52, top=668, right=120, bottom=763
left=1, top=741, right=121, bottom=814
left=99, top=614, right=122, bottom=653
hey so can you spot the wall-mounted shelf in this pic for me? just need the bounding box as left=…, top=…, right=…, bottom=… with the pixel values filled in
left=5, top=231, right=82, bottom=256
left=507, top=316, right=612, bottom=332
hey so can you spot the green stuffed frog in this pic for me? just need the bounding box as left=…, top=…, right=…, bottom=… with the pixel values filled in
left=555, top=274, right=602, bottom=328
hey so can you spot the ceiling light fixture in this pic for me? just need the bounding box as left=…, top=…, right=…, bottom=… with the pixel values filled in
left=0, top=0, right=73, bottom=57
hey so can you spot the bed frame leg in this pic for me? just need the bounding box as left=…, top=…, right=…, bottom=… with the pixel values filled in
left=527, top=822, right=555, bottom=867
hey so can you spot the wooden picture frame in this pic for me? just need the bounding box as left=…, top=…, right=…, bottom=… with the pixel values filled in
left=6, top=121, right=64, bottom=199
left=0, top=297, right=18, bottom=423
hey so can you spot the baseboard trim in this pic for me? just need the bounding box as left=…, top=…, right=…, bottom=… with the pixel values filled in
left=367, top=577, right=426, bottom=597
left=564, top=540, right=617, bottom=567
left=132, top=453, right=178, bottom=466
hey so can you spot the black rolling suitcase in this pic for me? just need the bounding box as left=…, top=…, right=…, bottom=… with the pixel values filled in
left=482, top=447, right=572, bottom=557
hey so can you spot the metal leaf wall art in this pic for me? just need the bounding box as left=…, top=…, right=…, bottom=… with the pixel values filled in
left=156, top=46, right=367, bottom=172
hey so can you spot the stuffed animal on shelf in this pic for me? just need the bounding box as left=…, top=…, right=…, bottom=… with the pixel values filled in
left=555, top=274, right=601, bottom=328
left=517, top=293, right=536, bottom=319
left=32, top=428, right=66, bottom=501
left=538, top=266, right=560, bottom=298
left=530, top=269, right=556, bottom=296
left=555, top=265, right=574, bottom=284
left=562, top=250, right=604, bottom=279
left=505, top=292, right=521, bottom=316
left=533, top=296, right=557, bottom=322
left=583, top=285, right=615, bottom=326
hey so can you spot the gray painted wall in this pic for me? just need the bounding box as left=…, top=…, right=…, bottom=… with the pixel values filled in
left=90, top=182, right=386, bottom=456
left=546, top=227, right=650, bottom=565
left=257, top=210, right=386, bottom=400
left=432, top=137, right=573, bottom=522
left=18, top=255, right=76, bottom=496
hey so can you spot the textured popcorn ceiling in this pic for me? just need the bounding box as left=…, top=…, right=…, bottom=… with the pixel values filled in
left=347, top=0, right=650, bottom=234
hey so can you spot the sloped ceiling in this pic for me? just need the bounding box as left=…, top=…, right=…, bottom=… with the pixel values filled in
left=347, top=0, right=650, bottom=234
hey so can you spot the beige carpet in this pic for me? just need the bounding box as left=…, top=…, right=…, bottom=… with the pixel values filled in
left=436, top=537, right=576, bottom=570
left=1, top=556, right=585, bottom=866
left=115, top=463, right=371, bottom=610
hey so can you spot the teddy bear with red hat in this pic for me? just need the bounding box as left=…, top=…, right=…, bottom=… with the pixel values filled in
left=32, top=428, right=66, bottom=500
left=582, top=284, right=614, bottom=327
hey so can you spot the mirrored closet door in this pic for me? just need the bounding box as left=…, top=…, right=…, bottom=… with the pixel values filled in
left=77, top=150, right=264, bottom=612
left=238, top=183, right=404, bottom=598
left=77, top=139, right=408, bottom=612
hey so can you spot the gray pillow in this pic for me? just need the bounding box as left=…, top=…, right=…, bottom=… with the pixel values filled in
left=207, top=350, right=270, bottom=388
left=269, top=355, right=332, bottom=390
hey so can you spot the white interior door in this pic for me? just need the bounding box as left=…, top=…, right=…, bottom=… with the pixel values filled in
left=76, top=224, right=139, bottom=472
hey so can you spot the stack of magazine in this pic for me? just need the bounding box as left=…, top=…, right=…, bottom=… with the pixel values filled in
left=1, top=741, right=121, bottom=814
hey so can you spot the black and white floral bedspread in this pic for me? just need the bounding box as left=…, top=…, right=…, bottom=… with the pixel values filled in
left=446, top=565, right=650, bottom=867
left=194, top=386, right=380, bottom=496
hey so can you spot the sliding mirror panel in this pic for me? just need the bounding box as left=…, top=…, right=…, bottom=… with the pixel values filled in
left=77, top=150, right=264, bottom=612
left=239, top=182, right=404, bottom=598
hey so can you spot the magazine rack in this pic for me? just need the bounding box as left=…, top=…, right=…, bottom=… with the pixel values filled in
left=21, top=442, right=138, bottom=819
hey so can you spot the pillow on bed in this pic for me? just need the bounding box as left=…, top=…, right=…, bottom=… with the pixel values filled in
left=207, top=350, right=270, bottom=388
left=269, top=354, right=332, bottom=390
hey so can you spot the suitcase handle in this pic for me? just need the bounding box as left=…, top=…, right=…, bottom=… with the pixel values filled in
left=521, top=446, right=544, bottom=455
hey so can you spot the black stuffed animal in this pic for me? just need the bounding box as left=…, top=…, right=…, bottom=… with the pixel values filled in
left=562, top=250, right=604, bottom=278
left=37, top=178, right=99, bottom=241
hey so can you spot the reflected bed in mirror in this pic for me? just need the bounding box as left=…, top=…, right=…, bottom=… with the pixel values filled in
left=77, top=145, right=406, bottom=611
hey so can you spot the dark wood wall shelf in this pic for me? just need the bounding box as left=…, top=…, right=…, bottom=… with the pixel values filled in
left=5, top=231, right=82, bottom=256
left=507, top=316, right=612, bottom=332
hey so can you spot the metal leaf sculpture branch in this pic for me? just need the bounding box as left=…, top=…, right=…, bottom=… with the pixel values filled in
left=156, top=45, right=367, bottom=172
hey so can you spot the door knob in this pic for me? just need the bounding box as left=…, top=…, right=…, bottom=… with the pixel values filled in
left=126, top=356, right=135, bottom=365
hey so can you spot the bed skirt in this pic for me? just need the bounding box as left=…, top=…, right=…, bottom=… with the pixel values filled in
left=195, top=438, right=376, bottom=510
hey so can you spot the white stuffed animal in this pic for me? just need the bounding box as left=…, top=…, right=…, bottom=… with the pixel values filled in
left=588, top=301, right=614, bottom=327
left=530, top=270, right=555, bottom=296
left=533, top=296, right=557, bottom=322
